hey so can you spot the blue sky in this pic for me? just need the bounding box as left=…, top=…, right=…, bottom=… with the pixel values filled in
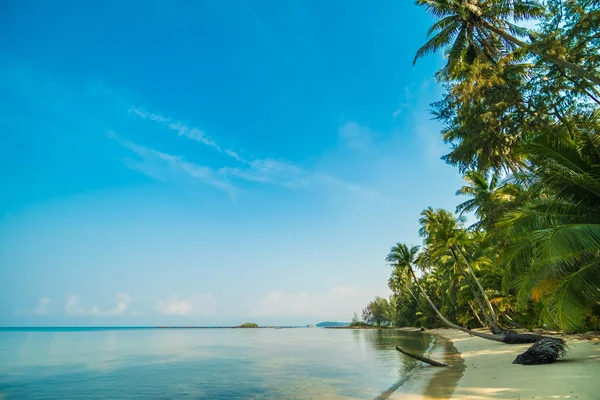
left=0, top=0, right=465, bottom=326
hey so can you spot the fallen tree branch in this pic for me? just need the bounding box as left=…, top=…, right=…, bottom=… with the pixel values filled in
left=395, top=346, right=448, bottom=367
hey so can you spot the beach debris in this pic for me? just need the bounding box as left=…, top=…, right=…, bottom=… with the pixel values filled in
left=395, top=346, right=448, bottom=367
left=512, top=338, right=568, bottom=365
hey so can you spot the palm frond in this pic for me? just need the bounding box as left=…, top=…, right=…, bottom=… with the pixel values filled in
left=414, top=23, right=461, bottom=64
left=544, top=260, right=600, bottom=332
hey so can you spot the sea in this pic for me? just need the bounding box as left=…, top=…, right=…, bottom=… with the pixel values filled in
left=0, top=327, right=433, bottom=399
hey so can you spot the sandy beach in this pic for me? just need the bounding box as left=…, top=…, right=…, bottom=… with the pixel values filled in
left=394, top=328, right=600, bottom=399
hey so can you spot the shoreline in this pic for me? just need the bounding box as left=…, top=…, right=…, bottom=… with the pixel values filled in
left=390, top=329, right=464, bottom=399
left=393, top=328, right=600, bottom=399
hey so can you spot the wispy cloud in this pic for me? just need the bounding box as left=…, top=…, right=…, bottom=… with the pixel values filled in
left=318, top=174, right=384, bottom=200
left=339, top=121, right=375, bottom=150
left=392, top=86, right=415, bottom=118
left=156, top=294, right=217, bottom=316
left=408, top=80, right=449, bottom=161
left=106, top=293, right=132, bottom=315
left=65, top=295, right=99, bottom=315
left=107, top=130, right=237, bottom=197
left=128, top=107, right=304, bottom=184
left=129, top=108, right=219, bottom=149
left=124, top=107, right=380, bottom=198
left=253, top=286, right=375, bottom=318
left=34, top=297, right=52, bottom=315
left=392, top=104, right=409, bottom=118
left=64, top=293, right=133, bottom=316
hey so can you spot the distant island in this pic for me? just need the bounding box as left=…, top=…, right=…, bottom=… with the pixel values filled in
left=237, top=322, right=259, bottom=328
left=315, top=321, right=350, bottom=328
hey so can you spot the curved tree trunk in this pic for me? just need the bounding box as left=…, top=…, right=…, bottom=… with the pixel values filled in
left=467, top=300, right=486, bottom=328
left=406, top=286, right=420, bottom=303
left=450, top=247, right=504, bottom=334
left=460, top=261, right=498, bottom=329
left=452, top=278, right=459, bottom=318
left=481, top=21, right=600, bottom=87
left=453, top=246, right=500, bottom=327
left=408, top=267, right=505, bottom=342
left=408, top=267, right=543, bottom=344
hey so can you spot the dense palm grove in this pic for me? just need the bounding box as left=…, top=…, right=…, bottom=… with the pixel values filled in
left=360, top=0, right=600, bottom=334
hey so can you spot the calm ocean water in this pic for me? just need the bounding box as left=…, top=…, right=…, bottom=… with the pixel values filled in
left=0, top=327, right=432, bottom=400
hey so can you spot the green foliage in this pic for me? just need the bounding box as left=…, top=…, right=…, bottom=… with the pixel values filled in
left=356, top=0, right=600, bottom=333
left=414, top=0, right=544, bottom=72
left=349, top=321, right=373, bottom=328
left=501, top=115, right=600, bottom=332
left=237, top=322, right=259, bottom=328
left=362, top=297, right=393, bottom=327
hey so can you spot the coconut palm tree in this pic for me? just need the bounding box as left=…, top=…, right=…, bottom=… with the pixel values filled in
left=456, top=170, right=527, bottom=230
left=386, top=244, right=423, bottom=293
left=385, top=242, right=536, bottom=342
left=414, top=0, right=600, bottom=86
left=456, top=170, right=501, bottom=229
left=388, top=262, right=420, bottom=302
left=419, top=207, right=503, bottom=332
left=502, top=112, right=600, bottom=331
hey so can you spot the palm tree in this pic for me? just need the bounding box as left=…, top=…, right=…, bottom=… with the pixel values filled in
left=456, top=170, right=501, bottom=229
left=414, top=0, right=600, bottom=86
left=386, top=243, right=518, bottom=342
left=502, top=112, right=600, bottom=332
left=456, top=170, right=527, bottom=230
left=388, top=263, right=420, bottom=302
left=419, top=207, right=503, bottom=332
left=420, top=249, right=463, bottom=321
left=432, top=56, right=553, bottom=176
left=386, top=243, right=423, bottom=294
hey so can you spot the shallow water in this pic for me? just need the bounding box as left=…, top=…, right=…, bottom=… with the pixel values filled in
left=0, top=327, right=432, bottom=399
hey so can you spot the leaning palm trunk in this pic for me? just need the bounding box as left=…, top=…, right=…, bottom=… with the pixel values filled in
left=480, top=21, right=600, bottom=87
left=451, top=246, right=504, bottom=334
left=459, top=260, right=498, bottom=329
left=453, top=246, right=499, bottom=323
left=409, top=268, right=543, bottom=344
left=467, top=300, right=486, bottom=328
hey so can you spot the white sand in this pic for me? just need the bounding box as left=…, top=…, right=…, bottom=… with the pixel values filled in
left=393, top=328, right=600, bottom=399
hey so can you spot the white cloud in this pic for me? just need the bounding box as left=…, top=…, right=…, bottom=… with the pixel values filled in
left=394, top=79, right=449, bottom=161
left=392, top=86, right=415, bottom=118
left=123, top=108, right=379, bottom=198
left=220, top=158, right=306, bottom=186
left=64, top=293, right=132, bottom=316
left=253, top=286, right=377, bottom=319
left=318, top=174, right=384, bottom=201
left=392, top=103, right=409, bottom=118
left=107, top=130, right=237, bottom=197
left=128, top=107, right=169, bottom=123
left=90, top=305, right=101, bottom=315
left=65, top=294, right=85, bottom=315
left=157, top=294, right=217, bottom=316
left=157, top=296, right=191, bottom=316
left=129, top=107, right=219, bottom=149
left=34, top=297, right=52, bottom=315
left=338, top=121, right=375, bottom=150
left=106, top=293, right=132, bottom=315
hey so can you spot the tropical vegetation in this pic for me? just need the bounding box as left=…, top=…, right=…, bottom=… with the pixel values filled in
left=238, top=322, right=259, bottom=328
left=358, top=0, right=600, bottom=334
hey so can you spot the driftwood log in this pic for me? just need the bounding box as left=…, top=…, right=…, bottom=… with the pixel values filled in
left=395, top=346, right=448, bottom=367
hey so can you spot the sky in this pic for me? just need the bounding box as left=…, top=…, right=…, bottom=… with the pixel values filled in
left=0, top=0, right=465, bottom=326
